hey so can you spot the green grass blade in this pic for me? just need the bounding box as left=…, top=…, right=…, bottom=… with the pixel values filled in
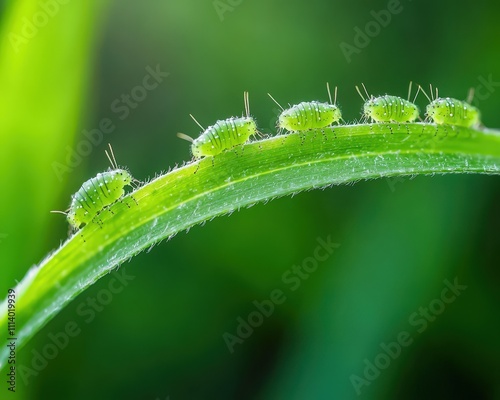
left=1, top=122, right=500, bottom=368
left=0, top=0, right=108, bottom=301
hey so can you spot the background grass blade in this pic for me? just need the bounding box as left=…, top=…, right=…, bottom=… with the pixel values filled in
left=0, top=0, right=108, bottom=301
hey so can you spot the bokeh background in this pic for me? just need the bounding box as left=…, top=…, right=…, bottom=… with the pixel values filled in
left=1, top=0, right=499, bottom=399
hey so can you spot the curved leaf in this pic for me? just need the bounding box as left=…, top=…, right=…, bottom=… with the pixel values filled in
left=1, top=122, right=499, bottom=368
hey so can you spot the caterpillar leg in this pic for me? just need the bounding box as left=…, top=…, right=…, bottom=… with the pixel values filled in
left=91, top=214, right=104, bottom=229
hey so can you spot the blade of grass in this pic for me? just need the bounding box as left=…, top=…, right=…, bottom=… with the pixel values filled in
left=1, top=122, right=500, bottom=368
left=0, top=0, right=109, bottom=318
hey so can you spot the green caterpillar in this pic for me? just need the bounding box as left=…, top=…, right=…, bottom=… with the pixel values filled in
left=356, top=82, right=420, bottom=123
left=268, top=83, right=342, bottom=131
left=177, top=92, right=258, bottom=158
left=53, top=144, right=136, bottom=231
left=421, top=85, right=481, bottom=128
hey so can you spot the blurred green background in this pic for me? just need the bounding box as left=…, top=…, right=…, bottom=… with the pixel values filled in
left=1, top=0, right=499, bottom=398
